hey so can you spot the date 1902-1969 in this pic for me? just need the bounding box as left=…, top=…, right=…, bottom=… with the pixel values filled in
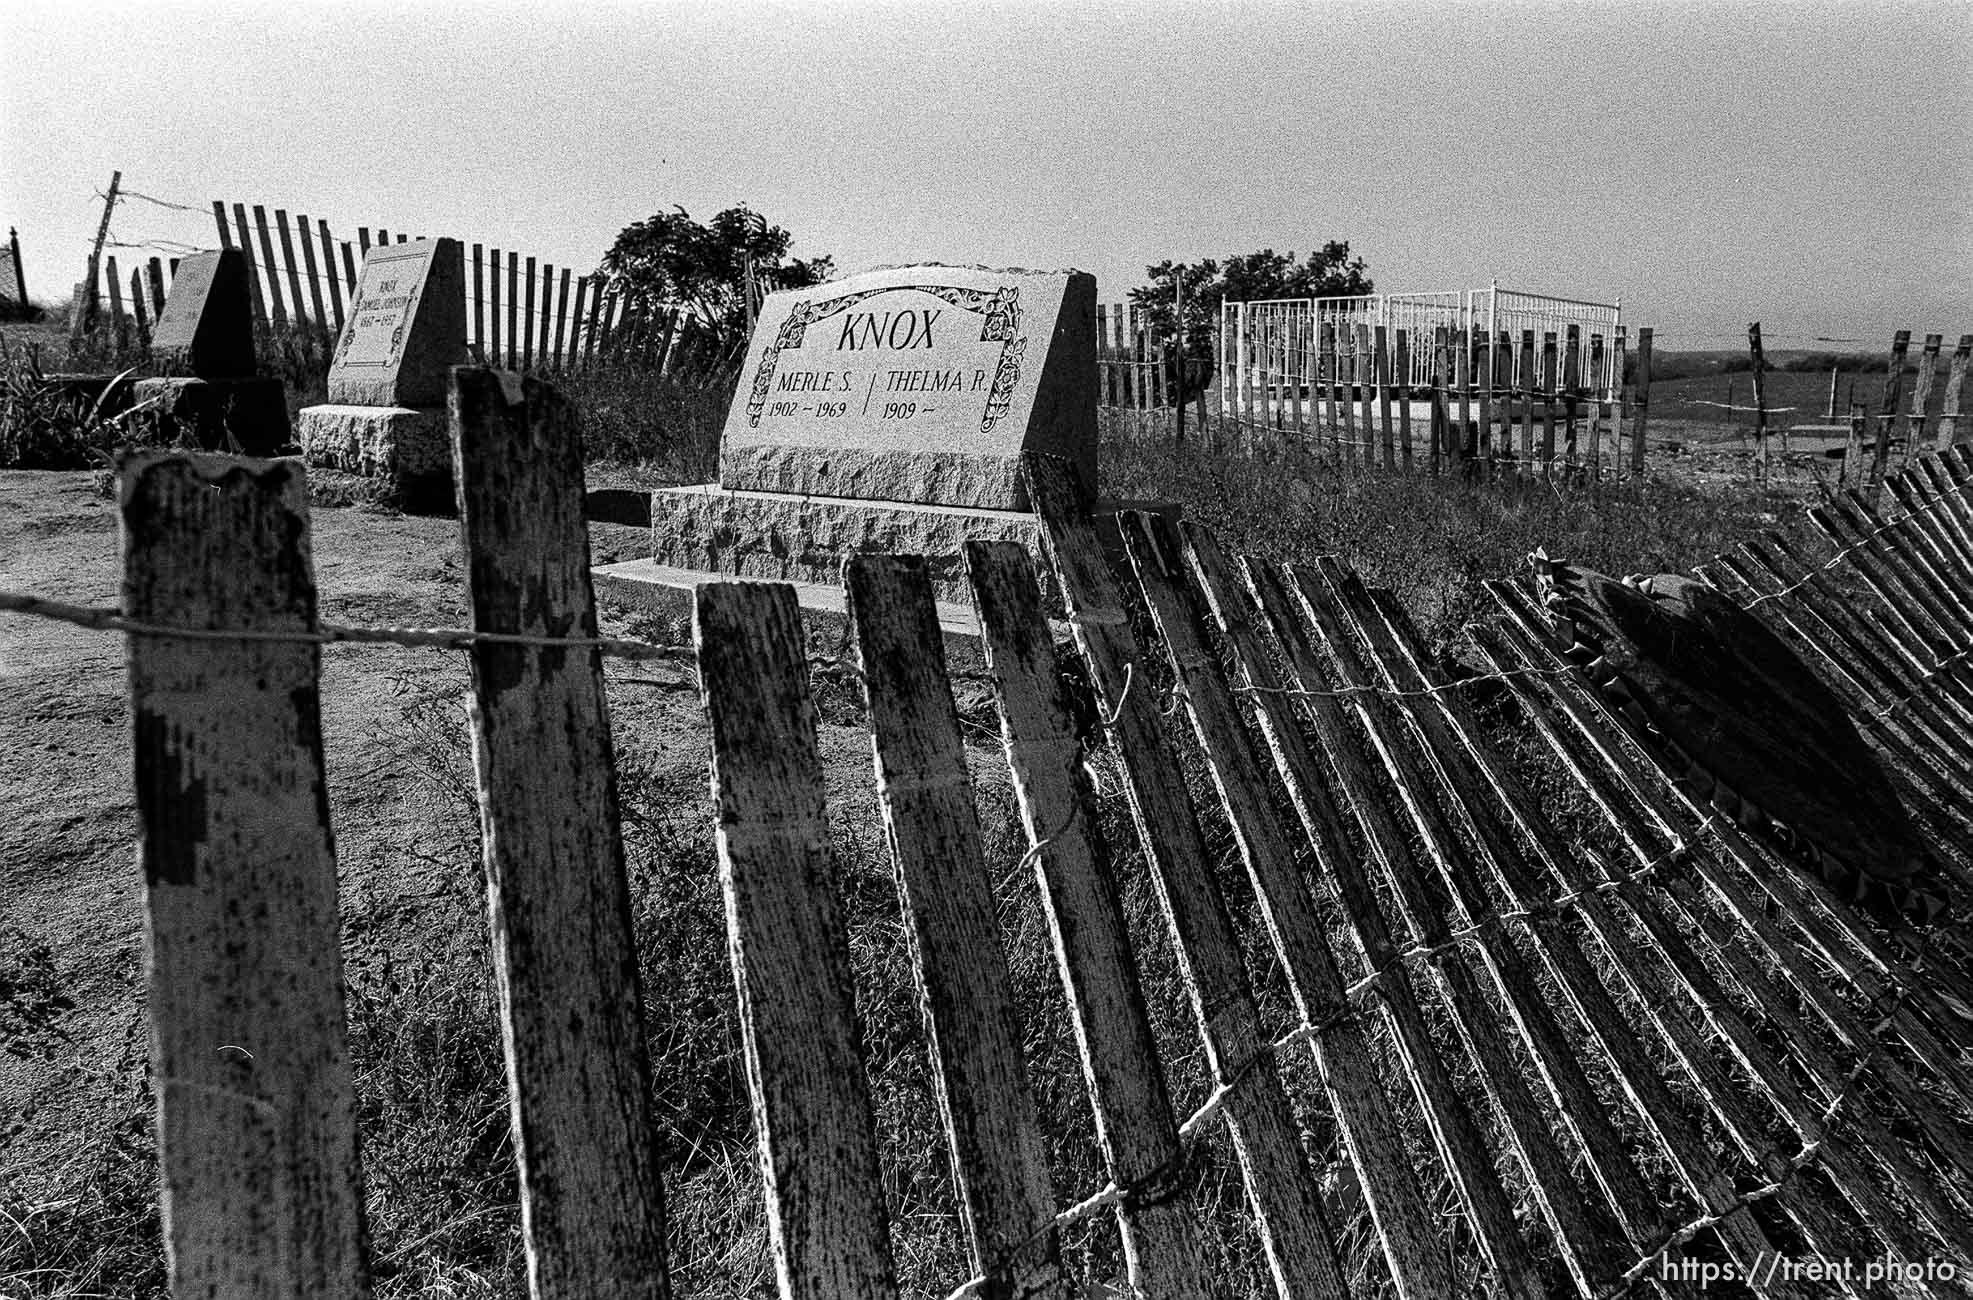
left=764, top=400, right=920, bottom=420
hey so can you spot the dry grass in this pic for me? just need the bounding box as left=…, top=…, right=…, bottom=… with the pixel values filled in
left=1, top=389, right=1863, bottom=1297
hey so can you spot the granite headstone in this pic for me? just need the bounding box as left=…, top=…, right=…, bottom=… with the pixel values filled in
left=129, top=247, right=289, bottom=454
left=719, top=264, right=1096, bottom=510
left=326, top=238, right=468, bottom=407
left=149, top=248, right=254, bottom=376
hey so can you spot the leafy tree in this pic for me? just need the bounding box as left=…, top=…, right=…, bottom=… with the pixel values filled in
left=599, top=204, right=833, bottom=362
left=1128, top=242, right=1373, bottom=362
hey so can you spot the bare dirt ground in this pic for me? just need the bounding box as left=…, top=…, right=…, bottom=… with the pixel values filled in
left=0, top=469, right=736, bottom=1202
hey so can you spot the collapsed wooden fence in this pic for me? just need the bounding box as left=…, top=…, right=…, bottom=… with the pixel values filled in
left=57, top=381, right=1973, bottom=1297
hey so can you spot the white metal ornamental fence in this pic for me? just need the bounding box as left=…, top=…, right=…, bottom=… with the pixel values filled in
left=1221, top=283, right=1623, bottom=409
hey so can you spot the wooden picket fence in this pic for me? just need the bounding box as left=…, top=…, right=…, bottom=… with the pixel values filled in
left=82, top=202, right=716, bottom=375
left=106, top=380, right=1972, bottom=1297
left=1202, top=320, right=1647, bottom=480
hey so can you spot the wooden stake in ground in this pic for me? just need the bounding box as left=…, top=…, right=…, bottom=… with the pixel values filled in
left=451, top=368, right=673, bottom=1298
left=1903, top=334, right=1943, bottom=468
left=123, top=452, right=372, bottom=1298
left=1628, top=327, right=1653, bottom=476
left=1936, top=336, right=1972, bottom=451
left=1871, top=329, right=1911, bottom=487
left=1749, top=322, right=1769, bottom=479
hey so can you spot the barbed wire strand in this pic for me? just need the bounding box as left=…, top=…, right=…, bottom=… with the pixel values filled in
left=1739, top=474, right=1970, bottom=611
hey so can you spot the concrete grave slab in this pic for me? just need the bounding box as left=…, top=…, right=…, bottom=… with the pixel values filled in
left=150, top=248, right=255, bottom=377
left=719, top=264, right=1096, bottom=510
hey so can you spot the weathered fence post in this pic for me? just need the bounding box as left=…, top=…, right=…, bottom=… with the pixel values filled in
left=1938, top=335, right=1972, bottom=450
left=1021, top=460, right=1349, bottom=1300
left=1749, top=322, right=1768, bottom=479
left=845, top=556, right=1066, bottom=1298
left=124, top=452, right=371, bottom=1298
left=1904, top=333, right=1943, bottom=468
left=451, top=368, right=672, bottom=1298
left=1628, top=326, right=1652, bottom=476
left=1395, top=328, right=1413, bottom=469
left=1871, top=329, right=1911, bottom=487
left=695, top=579, right=900, bottom=1300
left=965, top=539, right=1215, bottom=1294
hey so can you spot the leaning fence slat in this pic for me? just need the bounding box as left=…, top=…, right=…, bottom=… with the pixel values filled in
left=1473, top=601, right=1973, bottom=1255
left=105, top=255, right=127, bottom=339
left=845, top=556, right=1066, bottom=1299
left=1181, top=528, right=1543, bottom=1300
left=294, top=212, right=328, bottom=340
left=696, top=579, right=899, bottom=1299
left=1486, top=581, right=1973, bottom=1161
left=1024, top=460, right=1348, bottom=1300
left=451, top=369, right=672, bottom=1297
left=228, top=203, right=267, bottom=327
left=252, top=205, right=288, bottom=327
left=1872, top=330, right=1912, bottom=486
left=489, top=248, right=503, bottom=368
left=1904, top=334, right=1943, bottom=466
left=1907, top=456, right=1973, bottom=587
left=1375, top=325, right=1396, bottom=472
left=317, top=218, right=345, bottom=331
left=470, top=244, right=486, bottom=362
left=569, top=276, right=591, bottom=370
left=1540, top=331, right=1558, bottom=479
left=507, top=251, right=520, bottom=368
left=1395, top=328, right=1413, bottom=468
left=124, top=452, right=371, bottom=1297
left=147, top=256, right=168, bottom=317
left=1123, top=513, right=1454, bottom=1300
left=128, top=266, right=151, bottom=351
left=964, top=540, right=1214, bottom=1296
left=1295, top=561, right=1658, bottom=1286
left=552, top=267, right=572, bottom=369
left=1936, top=336, right=1971, bottom=450
left=1338, top=570, right=1898, bottom=1274
left=1268, top=560, right=1637, bottom=1295
left=523, top=257, right=538, bottom=369
left=1707, top=544, right=1973, bottom=823
left=1880, top=475, right=1973, bottom=638
left=274, top=209, right=309, bottom=329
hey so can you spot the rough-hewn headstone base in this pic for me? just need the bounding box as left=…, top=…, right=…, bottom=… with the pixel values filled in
left=129, top=377, right=291, bottom=456
left=644, top=483, right=1176, bottom=607
left=718, top=443, right=1097, bottom=513
left=295, top=403, right=452, bottom=515
left=649, top=484, right=1042, bottom=604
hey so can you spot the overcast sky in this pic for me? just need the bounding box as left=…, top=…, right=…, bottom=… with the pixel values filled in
left=5, top=0, right=1968, bottom=351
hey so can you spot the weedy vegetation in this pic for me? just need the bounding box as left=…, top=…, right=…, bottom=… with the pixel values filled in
left=1, top=338, right=1850, bottom=1296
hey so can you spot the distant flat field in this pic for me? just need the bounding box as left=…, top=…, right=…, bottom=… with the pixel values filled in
left=1647, top=366, right=1960, bottom=432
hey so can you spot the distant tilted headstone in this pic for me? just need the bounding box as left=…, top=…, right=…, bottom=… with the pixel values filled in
left=720, top=264, right=1097, bottom=510
left=327, top=237, right=468, bottom=407
left=150, top=248, right=255, bottom=377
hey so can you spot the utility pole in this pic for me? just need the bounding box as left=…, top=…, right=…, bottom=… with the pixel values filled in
left=82, top=169, right=121, bottom=334
left=6, top=227, right=25, bottom=308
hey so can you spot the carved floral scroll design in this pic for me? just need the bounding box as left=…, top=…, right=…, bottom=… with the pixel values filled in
left=744, top=283, right=1026, bottom=434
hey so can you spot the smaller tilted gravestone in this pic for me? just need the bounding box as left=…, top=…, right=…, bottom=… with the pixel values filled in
left=128, top=249, right=291, bottom=454
left=296, top=237, right=468, bottom=513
